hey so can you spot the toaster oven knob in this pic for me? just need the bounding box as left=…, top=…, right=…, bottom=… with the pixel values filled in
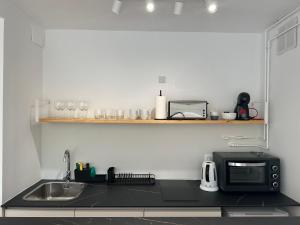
left=272, top=165, right=279, bottom=172
left=272, top=182, right=279, bottom=188
left=272, top=174, right=279, bottom=180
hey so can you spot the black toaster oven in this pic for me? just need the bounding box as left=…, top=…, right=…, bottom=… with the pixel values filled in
left=213, top=152, right=280, bottom=192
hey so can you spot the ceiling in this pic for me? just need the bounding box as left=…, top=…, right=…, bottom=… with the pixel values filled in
left=13, top=0, right=300, bottom=32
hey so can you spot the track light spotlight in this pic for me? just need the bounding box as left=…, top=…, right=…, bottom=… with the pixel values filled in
left=206, top=0, right=218, bottom=14
left=112, top=0, right=122, bottom=14
left=174, top=1, right=183, bottom=15
left=146, top=0, right=155, bottom=13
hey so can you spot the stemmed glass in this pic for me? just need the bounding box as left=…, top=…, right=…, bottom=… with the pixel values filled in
left=67, top=101, right=77, bottom=118
left=54, top=100, right=66, bottom=118
left=78, top=101, right=89, bottom=118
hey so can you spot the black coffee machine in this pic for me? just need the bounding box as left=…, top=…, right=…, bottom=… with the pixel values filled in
left=234, top=92, right=252, bottom=120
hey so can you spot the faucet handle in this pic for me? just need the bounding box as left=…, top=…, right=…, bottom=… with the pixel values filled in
left=63, top=149, right=70, bottom=162
left=64, top=149, right=70, bottom=154
left=63, top=153, right=66, bottom=162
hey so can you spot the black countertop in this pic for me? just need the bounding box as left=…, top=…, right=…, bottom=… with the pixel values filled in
left=0, top=217, right=300, bottom=225
left=3, top=180, right=299, bottom=208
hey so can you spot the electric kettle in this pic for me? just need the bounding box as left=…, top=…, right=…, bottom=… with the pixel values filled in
left=200, top=161, right=219, bottom=192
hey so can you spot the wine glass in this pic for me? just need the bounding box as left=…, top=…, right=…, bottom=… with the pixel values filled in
left=78, top=101, right=88, bottom=118
left=54, top=100, right=66, bottom=118
left=67, top=100, right=77, bottom=118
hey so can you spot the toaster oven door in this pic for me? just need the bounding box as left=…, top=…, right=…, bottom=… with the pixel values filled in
left=227, top=162, right=268, bottom=185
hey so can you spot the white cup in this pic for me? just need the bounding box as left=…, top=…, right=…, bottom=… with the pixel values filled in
left=210, top=111, right=219, bottom=117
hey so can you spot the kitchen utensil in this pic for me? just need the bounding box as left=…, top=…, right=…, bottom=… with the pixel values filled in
left=141, top=109, right=150, bottom=120
left=200, top=161, right=219, bottom=192
left=250, top=101, right=264, bottom=119
left=101, top=109, right=107, bottom=119
left=54, top=100, right=66, bottom=118
left=94, top=109, right=101, bottom=119
left=67, top=100, right=77, bottom=118
left=210, top=111, right=219, bottom=120
left=106, top=109, right=117, bottom=120
left=130, top=109, right=137, bottom=120
left=155, top=90, right=167, bottom=120
left=122, top=109, right=131, bottom=120
left=221, top=112, right=237, bottom=120
left=213, top=152, right=280, bottom=192
left=74, top=169, right=105, bottom=183
left=107, top=167, right=155, bottom=185
left=35, top=99, right=51, bottom=120
left=234, top=92, right=257, bottom=120
left=168, top=100, right=208, bottom=120
left=117, top=109, right=124, bottom=120
left=78, top=101, right=89, bottom=118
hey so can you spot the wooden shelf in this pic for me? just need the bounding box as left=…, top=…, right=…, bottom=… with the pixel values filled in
left=39, top=118, right=264, bottom=125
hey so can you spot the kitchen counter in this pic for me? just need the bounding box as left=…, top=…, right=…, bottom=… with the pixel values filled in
left=0, top=217, right=300, bottom=225
left=3, top=180, right=299, bottom=208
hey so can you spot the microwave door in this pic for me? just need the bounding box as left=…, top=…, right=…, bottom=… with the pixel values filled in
left=227, top=162, right=267, bottom=185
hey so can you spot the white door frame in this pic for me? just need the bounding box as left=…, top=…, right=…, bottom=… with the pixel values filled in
left=0, top=17, right=4, bottom=207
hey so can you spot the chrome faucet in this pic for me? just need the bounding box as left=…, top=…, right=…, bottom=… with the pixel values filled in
left=63, top=150, right=71, bottom=182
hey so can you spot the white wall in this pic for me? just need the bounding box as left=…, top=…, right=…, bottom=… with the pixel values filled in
left=0, top=18, right=4, bottom=205
left=268, top=11, right=300, bottom=203
left=0, top=0, right=43, bottom=203
left=42, top=30, right=264, bottom=180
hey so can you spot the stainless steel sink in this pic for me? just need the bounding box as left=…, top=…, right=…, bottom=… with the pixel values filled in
left=23, top=182, right=86, bottom=201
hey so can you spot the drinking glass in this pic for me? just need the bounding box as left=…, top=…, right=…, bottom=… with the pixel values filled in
left=79, top=101, right=89, bottom=118
left=141, top=109, right=151, bottom=120
left=111, top=109, right=117, bottom=120
left=117, top=109, right=124, bottom=120
left=101, top=109, right=107, bottom=119
left=54, top=101, right=61, bottom=117
left=67, top=100, right=77, bottom=118
left=54, top=100, right=66, bottom=118
left=106, top=109, right=112, bottom=120
left=124, top=109, right=131, bottom=120
left=128, top=109, right=138, bottom=120
left=136, top=109, right=142, bottom=120
left=94, top=109, right=101, bottom=119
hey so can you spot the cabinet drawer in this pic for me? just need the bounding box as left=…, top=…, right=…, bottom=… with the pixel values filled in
left=144, top=207, right=221, bottom=217
left=5, top=208, right=75, bottom=217
left=75, top=208, right=144, bottom=217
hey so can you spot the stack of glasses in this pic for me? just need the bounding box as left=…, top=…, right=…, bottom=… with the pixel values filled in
left=94, top=109, right=152, bottom=120
left=43, top=99, right=153, bottom=120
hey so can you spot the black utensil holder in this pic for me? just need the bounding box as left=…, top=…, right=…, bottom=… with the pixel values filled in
left=74, top=169, right=106, bottom=183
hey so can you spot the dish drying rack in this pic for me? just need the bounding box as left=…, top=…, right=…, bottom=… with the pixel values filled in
left=107, top=167, right=155, bottom=185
